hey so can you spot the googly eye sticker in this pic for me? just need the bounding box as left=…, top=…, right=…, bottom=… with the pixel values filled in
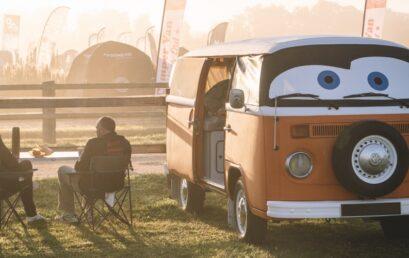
left=368, top=72, right=389, bottom=91
left=317, top=70, right=340, bottom=90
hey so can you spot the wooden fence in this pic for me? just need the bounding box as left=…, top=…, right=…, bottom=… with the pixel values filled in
left=0, top=81, right=168, bottom=150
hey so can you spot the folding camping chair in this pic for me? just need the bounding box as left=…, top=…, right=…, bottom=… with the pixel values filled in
left=0, top=167, right=35, bottom=230
left=73, top=156, right=133, bottom=230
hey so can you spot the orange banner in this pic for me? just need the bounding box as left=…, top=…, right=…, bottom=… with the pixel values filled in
left=366, top=0, right=387, bottom=9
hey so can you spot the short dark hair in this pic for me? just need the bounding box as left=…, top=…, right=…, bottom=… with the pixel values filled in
left=98, top=116, right=116, bottom=132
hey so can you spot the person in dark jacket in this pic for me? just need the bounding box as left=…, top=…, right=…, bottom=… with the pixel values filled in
left=0, top=136, right=46, bottom=223
left=56, top=117, right=131, bottom=223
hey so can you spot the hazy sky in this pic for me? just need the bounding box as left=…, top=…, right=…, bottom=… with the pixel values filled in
left=1, top=0, right=408, bottom=33
left=0, top=0, right=407, bottom=56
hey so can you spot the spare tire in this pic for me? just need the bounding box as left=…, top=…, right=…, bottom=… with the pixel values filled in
left=332, top=120, right=409, bottom=198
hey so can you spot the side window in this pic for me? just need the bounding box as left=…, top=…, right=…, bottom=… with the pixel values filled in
left=232, top=56, right=262, bottom=105
left=170, top=57, right=206, bottom=99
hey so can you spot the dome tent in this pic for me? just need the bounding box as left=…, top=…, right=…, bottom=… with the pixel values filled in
left=66, top=41, right=155, bottom=84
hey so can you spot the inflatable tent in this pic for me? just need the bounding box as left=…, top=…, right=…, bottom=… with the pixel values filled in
left=66, top=41, right=155, bottom=84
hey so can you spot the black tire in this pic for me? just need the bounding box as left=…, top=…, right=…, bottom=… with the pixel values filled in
left=380, top=216, right=409, bottom=239
left=332, top=120, right=409, bottom=197
left=176, top=177, right=205, bottom=214
left=233, top=178, right=267, bottom=244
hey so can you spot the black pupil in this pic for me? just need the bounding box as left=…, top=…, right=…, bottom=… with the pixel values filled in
left=324, top=76, right=333, bottom=84
left=374, top=77, right=383, bottom=85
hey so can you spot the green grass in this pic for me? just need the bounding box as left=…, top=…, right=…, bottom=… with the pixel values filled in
left=1, top=174, right=409, bottom=257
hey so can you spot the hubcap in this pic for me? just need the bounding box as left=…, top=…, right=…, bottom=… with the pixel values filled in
left=180, top=179, right=188, bottom=208
left=352, top=135, right=397, bottom=184
left=235, top=189, right=248, bottom=236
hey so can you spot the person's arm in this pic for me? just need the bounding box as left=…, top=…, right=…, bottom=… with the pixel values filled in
left=0, top=135, right=20, bottom=171
left=74, top=140, right=93, bottom=172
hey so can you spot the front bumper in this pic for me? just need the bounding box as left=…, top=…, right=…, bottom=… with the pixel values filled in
left=267, top=198, right=409, bottom=219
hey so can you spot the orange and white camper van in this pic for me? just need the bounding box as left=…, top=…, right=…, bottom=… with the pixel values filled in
left=165, top=36, right=409, bottom=242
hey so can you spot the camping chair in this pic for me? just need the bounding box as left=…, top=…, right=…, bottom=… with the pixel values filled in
left=0, top=167, right=35, bottom=230
left=73, top=156, right=133, bottom=230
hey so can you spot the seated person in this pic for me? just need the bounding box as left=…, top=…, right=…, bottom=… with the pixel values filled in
left=0, top=135, right=46, bottom=224
left=204, top=79, right=229, bottom=131
left=56, top=116, right=132, bottom=223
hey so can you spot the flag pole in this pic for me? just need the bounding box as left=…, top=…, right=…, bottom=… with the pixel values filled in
left=361, top=0, right=368, bottom=37
left=155, top=0, right=167, bottom=81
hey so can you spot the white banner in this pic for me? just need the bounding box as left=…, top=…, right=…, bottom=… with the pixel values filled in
left=363, top=0, right=387, bottom=39
left=156, top=0, right=187, bottom=83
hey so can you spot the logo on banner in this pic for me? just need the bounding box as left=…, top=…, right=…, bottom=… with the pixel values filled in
left=3, top=15, right=20, bottom=35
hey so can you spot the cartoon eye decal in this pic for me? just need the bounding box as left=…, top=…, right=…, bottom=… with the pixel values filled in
left=317, top=70, right=340, bottom=90
left=368, top=72, right=389, bottom=91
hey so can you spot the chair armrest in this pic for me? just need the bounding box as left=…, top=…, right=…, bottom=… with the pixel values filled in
left=0, top=169, right=36, bottom=179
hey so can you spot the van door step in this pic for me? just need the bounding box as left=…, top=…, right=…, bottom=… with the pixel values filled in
left=203, top=179, right=225, bottom=191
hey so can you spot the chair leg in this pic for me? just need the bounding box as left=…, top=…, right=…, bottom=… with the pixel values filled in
left=5, top=198, right=26, bottom=230
left=104, top=200, right=130, bottom=226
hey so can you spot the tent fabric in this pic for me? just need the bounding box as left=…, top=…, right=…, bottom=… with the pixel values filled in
left=67, top=41, right=154, bottom=84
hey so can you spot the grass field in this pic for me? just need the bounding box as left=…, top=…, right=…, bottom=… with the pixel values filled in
left=1, top=174, right=409, bottom=257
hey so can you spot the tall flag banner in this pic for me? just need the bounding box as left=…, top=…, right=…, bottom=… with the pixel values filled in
left=207, top=22, right=229, bottom=46
left=37, top=6, right=70, bottom=69
left=362, top=0, right=387, bottom=38
left=156, top=0, right=187, bottom=83
left=2, top=15, right=20, bottom=54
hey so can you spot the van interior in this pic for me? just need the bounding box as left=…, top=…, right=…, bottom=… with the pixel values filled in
left=201, top=58, right=234, bottom=189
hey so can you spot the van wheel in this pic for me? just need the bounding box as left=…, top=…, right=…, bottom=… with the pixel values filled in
left=177, top=178, right=205, bottom=214
left=379, top=216, right=409, bottom=239
left=233, top=178, right=267, bottom=244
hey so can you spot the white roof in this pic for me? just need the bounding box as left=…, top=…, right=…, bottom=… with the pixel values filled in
left=185, top=35, right=407, bottom=58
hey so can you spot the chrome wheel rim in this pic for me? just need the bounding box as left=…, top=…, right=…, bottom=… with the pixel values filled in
left=235, top=188, right=248, bottom=237
left=352, top=135, right=397, bottom=184
left=180, top=178, right=188, bottom=208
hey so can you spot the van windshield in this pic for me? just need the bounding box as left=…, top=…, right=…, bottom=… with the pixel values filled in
left=260, top=44, right=409, bottom=107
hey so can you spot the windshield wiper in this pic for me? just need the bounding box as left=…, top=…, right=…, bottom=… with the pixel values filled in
left=343, top=92, right=409, bottom=108
left=272, top=93, right=339, bottom=110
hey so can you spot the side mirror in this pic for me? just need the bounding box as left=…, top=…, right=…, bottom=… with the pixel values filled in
left=229, top=89, right=245, bottom=109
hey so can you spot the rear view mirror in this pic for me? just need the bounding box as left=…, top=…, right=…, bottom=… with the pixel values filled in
left=229, top=89, right=245, bottom=109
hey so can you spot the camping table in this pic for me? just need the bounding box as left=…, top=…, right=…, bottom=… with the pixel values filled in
left=19, top=151, right=80, bottom=161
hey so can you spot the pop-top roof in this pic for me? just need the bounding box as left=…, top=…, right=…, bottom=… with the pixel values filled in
left=185, top=35, right=407, bottom=58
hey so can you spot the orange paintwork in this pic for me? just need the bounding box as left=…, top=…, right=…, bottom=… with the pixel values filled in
left=223, top=112, right=409, bottom=215
left=224, top=111, right=267, bottom=212
left=166, top=103, right=195, bottom=182
left=265, top=113, right=409, bottom=202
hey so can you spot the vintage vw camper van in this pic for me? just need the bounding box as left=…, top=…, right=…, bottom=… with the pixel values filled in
left=165, top=36, right=409, bottom=242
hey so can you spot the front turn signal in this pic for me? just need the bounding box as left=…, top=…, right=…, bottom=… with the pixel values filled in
left=291, top=124, right=310, bottom=138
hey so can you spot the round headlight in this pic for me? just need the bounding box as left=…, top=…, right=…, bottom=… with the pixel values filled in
left=286, top=152, right=313, bottom=179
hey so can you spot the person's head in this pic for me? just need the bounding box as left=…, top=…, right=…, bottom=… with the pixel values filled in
left=96, top=116, right=116, bottom=137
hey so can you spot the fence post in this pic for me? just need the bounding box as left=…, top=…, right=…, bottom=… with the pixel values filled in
left=42, top=81, right=56, bottom=144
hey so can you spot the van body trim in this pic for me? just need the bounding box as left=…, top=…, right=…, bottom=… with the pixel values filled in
left=226, top=105, right=409, bottom=117
left=166, top=95, right=195, bottom=107
left=267, top=198, right=409, bottom=219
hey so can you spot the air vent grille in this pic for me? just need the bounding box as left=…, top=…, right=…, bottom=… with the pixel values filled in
left=310, top=122, right=409, bottom=138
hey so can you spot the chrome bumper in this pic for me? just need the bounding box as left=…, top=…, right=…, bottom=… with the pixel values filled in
left=267, top=198, right=409, bottom=219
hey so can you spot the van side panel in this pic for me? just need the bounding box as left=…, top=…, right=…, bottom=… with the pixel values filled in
left=264, top=113, right=409, bottom=201
left=224, top=111, right=267, bottom=212
left=167, top=103, right=195, bottom=182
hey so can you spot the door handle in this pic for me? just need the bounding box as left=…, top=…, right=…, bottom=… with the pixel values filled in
left=224, top=124, right=232, bottom=132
